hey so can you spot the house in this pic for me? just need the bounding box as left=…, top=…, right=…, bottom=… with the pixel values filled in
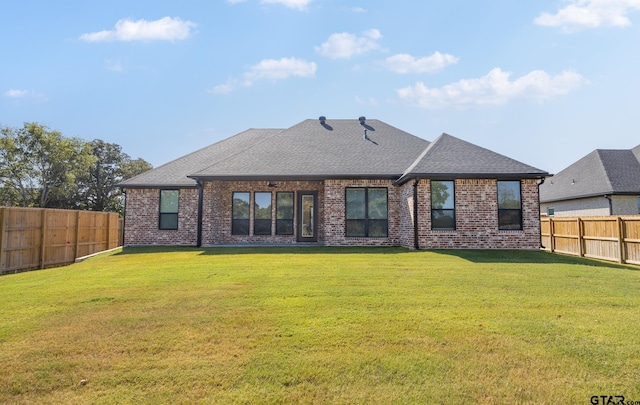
left=119, top=117, right=548, bottom=249
left=540, top=144, right=640, bottom=217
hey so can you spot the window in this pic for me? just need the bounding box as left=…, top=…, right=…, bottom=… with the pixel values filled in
left=547, top=207, right=555, bottom=217
left=345, top=187, right=388, bottom=237
left=637, top=197, right=640, bottom=214
left=232, top=192, right=250, bottom=235
left=159, top=190, right=179, bottom=230
left=276, top=192, right=294, bottom=235
left=498, top=181, right=522, bottom=230
left=254, top=192, right=272, bottom=235
left=431, top=180, right=455, bottom=229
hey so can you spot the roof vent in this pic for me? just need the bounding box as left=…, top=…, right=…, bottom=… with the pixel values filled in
left=358, top=116, right=366, bottom=125
left=319, top=116, right=326, bottom=124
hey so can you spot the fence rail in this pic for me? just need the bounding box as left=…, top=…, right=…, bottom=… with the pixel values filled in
left=0, top=207, right=122, bottom=275
left=541, top=216, right=640, bottom=265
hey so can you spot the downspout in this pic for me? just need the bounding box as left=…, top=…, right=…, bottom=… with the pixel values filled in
left=120, top=187, right=126, bottom=247
left=413, top=178, right=420, bottom=250
left=196, top=180, right=204, bottom=248
left=604, top=194, right=613, bottom=216
left=538, top=178, right=545, bottom=249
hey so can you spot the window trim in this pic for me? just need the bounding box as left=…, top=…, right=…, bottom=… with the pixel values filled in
left=276, top=191, right=295, bottom=235
left=232, top=191, right=251, bottom=236
left=497, top=180, right=523, bottom=231
left=430, top=180, right=456, bottom=230
left=254, top=191, right=272, bottom=236
left=345, top=187, right=389, bottom=238
left=158, top=189, right=179, bottom=230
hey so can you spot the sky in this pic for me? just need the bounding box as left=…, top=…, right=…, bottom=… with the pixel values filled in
left=1, top=0, right=639, bottom=175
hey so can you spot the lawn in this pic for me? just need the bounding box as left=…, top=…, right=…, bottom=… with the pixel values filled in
left=0, top=247, right=639, bottom=404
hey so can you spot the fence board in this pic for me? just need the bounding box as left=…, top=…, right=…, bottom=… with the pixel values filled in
left=0, top=207, right=122, bottom=274
left=541, top=216, right=640, bottom=266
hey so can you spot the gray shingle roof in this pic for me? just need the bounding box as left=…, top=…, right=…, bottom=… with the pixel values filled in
left=191, top=119, right=429, bottom=180
left=540, top=147, right=640, bottom=203
left=397, top=133, right=547, bottom=183
left=119, top=128, right=283, bottom=187
left=119, top=118, right=549, bottom=188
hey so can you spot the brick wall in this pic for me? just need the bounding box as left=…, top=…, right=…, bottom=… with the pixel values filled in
left=201, top=180, right=324, bottom=245
left=124, top=178, right=542, bottom=249
left=124, top=188, right=198, bottom=246
left=417, top=179, right=541, bottom=249
left=323, top=179, right=401, bottom=246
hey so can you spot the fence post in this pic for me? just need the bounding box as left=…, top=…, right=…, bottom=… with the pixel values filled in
left=74, top=210, right=81, bottom=260
left=0, top=208, right=5, bottom=273
left=107, top=213, right=112, bottom=250
left=617, top=217, right=625, bottom=264
left=39, top=209, right=47, bottom=269
left=549, top=218, right=555, bottom=253
left=577, top=217, right=584, bottom=257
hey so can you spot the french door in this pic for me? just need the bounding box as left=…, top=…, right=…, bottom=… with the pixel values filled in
left=297, top=191, right=317, bottom=242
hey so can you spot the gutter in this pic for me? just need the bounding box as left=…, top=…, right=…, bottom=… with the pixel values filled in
left=413, top=178, right=420, bottom=250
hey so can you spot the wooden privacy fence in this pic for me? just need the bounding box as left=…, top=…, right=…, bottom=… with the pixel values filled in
left=0, top=207, right=122, bottom=275
left=541, top=216, right=640, bottom=265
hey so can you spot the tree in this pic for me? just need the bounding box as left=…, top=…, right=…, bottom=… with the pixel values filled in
left=0, top=123, right=93, bottom=208
left=79, top=139, right=152, bottom=214
left=0, top=123, right=152, bottom=213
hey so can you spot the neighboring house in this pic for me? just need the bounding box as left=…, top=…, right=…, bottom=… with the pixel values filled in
left=540, top=144, right=640, bottom=217
left=120, top=117, right=548, bottom=249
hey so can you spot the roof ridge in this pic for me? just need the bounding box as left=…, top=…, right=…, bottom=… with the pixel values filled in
left=398, top=134, right=441, bottom=180
left=595, top=149, right=616, bottom=192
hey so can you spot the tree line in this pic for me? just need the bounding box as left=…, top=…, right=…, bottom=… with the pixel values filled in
left=0, top=122, right=152, bottom=214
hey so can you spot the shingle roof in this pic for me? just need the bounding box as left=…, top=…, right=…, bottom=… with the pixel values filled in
left=119, top=118, right=548, bottom=188
left=540, top=146, right=640, bottom=203
left=119, top=128, right=283, bottom=187
left=191, top=119, right=429, bottom=180
left=396, top=133, right=547, bottom=183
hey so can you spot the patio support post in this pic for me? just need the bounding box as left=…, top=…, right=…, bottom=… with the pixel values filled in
left=413, top=178, right=420, bottom=250
left=196, top=180, right=204, bottom=247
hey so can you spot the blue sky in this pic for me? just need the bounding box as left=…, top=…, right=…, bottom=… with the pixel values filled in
left=2, top=0, right=639, bottom=174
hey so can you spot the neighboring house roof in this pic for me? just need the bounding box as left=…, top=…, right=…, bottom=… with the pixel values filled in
left=119, top=118, right=548, bottom=188
left=397, top=133, right=547, bottom=184
left=540, top=145, right=640, bottom=203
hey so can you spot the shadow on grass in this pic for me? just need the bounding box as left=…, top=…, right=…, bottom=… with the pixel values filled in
left=115, top=245, right=406, bottom=256
left=433, top=249, right=638, bottom=270
left=116, top=246, right=638, bottom=270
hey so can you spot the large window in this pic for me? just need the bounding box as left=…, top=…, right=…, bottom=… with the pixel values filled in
left=431, top=180, right=455, bottom=229
left=232, top=192, right=250, bottom=235
left=498, top=181, right=522, bottom=230
left=159, top=190, right=179, bottom=230
left=345, top=187, right=388, bottom=237
left=254, top=192, right=272, bottom=235
left=276, top=192, right=294, bottom=235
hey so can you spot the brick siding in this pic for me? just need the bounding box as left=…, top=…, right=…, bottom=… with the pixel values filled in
left=124, top=188, right=198, bottom=246
left=124, top=178, right=542, bottom=249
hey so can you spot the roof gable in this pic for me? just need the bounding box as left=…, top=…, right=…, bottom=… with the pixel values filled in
left=397, top=133, right=547, bottom=183
left=540, top=147, right=640, bottom=203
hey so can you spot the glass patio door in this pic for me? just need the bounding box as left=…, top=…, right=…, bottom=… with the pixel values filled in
left=297, top=191, right=317, bottom=242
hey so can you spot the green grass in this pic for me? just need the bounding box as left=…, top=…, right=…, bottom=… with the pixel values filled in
left=1, top=247, right=639, bottom=404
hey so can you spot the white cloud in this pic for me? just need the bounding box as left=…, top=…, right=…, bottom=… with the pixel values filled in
left=316, top=29, right=382, bottom=59
left=79, top=17, right=196, bottom=42
left=3, top=89, right=48, bottom=102
left=397, top=68, right=586, bottom=108
left=355, top=96, right=379, bottom=106
left=383, top=52, right=459, bottom=74
left=535, top=0, right=640, bottom=31
left=210, top=57, right=316, bottom=94
left=261, top=0, right=312, bottom=10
